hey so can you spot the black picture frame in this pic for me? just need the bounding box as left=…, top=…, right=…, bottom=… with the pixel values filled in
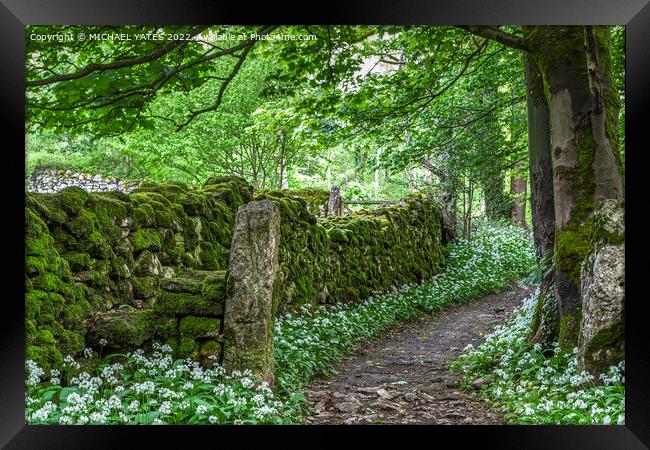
left=2, top=1, right=648, bottom=447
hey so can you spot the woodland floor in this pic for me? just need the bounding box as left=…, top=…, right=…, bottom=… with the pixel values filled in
left=303, top=283, right=534, bottom=425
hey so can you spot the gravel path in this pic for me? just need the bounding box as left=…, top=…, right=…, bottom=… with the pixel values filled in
left=303, top=283, right=534, bottom=425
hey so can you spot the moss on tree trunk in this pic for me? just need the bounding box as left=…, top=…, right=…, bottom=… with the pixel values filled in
left=524, top=26, right=624, bottom=350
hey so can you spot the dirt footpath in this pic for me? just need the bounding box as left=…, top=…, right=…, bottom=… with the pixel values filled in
left=304, top=283, right=533, bottom=425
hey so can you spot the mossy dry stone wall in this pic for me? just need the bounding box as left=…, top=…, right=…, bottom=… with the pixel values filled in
left=255, top=191, right=446, bottom=314
left=26, top=175, right=446, bottom=374
left=25, top=176, right=251, bottom=372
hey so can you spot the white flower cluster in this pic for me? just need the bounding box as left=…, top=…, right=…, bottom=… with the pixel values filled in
left=26, top=341, right=296, bottom=425
left=600, top=360, right=625, bottom=385
left=453, top=291, right=625, bottom=425
left=25, top=360, right=44, bottom=386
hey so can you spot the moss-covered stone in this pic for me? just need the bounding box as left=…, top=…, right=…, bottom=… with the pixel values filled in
left=159, top=276, right=201, bottom=294
left=26, top=344, right=63, bottom=375
left=201, top=274, right=227, bottom=302
left=55, top=186, right=90, bottom=215
left=86, top=309, right=154, bottom=349
left=130, top=228, right=162, bottom=254
left=25, top=177, right=257, bottom=365
left=177, top=337, right=200, bottom=359
left=196, top=241, right=228, bottom=270
left=251, top=191, right=445, bottom=313
left=580, top=317, right=624, bottom=376
left=179, top=316, right=221, bottom=339
left=131, top=276, right=159, bottom=299
left=62, top=252, right=92, bottom=272
left=133, top=250, right=163, bottom=277
left=154, top=291, right=224, bottom=316
left=199, top=340, right=222, bottom=361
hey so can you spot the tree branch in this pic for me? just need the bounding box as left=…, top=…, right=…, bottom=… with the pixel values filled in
left=26, top=26, right=209, bottom=87
left=456, top=26, right=529, bottom=52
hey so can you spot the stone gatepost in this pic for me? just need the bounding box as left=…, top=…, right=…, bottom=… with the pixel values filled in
left=222, top=200, right=281, bottom=385
left=327, top=185, right=343, bottom=216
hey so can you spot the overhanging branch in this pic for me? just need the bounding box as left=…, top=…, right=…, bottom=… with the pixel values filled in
left=456, top=26, right=529, bottom=52
left=26, top=26, right=209, bottom=87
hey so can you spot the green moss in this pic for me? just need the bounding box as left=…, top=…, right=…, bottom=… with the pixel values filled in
left=153, top=208, right=175, bottom=228
left=177, top=337, right=199, bottom=359
left=27, top=194, right=68, bottom=224
left=160, top=276, right=201, bottom=294
left=50, top=227, right=78, bottom=253
left=31, top=272, right=72, bottom=297
left=25, top=256, right=49, bottom=276
left=201, top=274, right=227, bottom=302
left=529, top=297, right=543, bottom=339
left=327, top=227, right=349, bottom=243
left=25, top=319, right=37, bottom=342
left=154, top=291, right=224, bottom=316
left=179, top=316, right=221, bottom=338
left=55, top=186, right=89, bottom=214
left=26, top=344, right=63, bottom=375
left=582, top=317, right=624, bottom=375
left=110, top=257, right=131, bottom=278
left=66, top=209, right=98, bottom=238
left=83, top=230, right=115, bottom=259
left=59, top=295, right=92, bottom=330
left=555, top=222, right=591, bottom=286
left=559, top=308, right=582, bottom=350
left=131, top=276, right=159, bottom=299
left=131, top=228, right=162, bottom=254
left=147, top=313, right=178, bottom=340
left=197, top=241, right=227, bottom=270
left=87, top=309, right=154, bottom=349
left=36, top=329, right=56, bottom=346
left=25, top=210, right=56, bottom=257
left=62, top=252, right=92, bottom=271
left=131, top=203, right=156, bottom=228
left=199, top=340, right=222, bottom=361
left=87, top=195, right=128, bottom=227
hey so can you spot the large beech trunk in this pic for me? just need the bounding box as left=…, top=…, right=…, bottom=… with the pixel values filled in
left=524, top=26, right=624, bottom=349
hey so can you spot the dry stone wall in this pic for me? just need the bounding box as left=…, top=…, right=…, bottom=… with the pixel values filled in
left=28, top=167, right=140, bottom=194
left=254, top=190, right=446, bottom=315
left=25, top=176, right=251, bottom=372
left=26, top=175, right=446, bottom=378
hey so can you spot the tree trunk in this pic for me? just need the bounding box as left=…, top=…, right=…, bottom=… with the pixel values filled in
left=439, top=157, right=457, bottom=244
left=524, top=53, right=558, bottom=345
left=482, top=170, right=509, bottom=221
left=374, top=148, right=381, bottom=194
left=524, top=26, right=624, bottom=349
left=509, top=169, right=528, bottom=228
left=278, top=132, right=289, bottom=189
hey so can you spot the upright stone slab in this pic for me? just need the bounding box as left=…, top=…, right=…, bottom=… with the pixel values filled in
left=578, top=200, right=625, bottom=377
left=222, top=200, right=281, bottom=385
left=327, top=185, right=343, bottom=216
